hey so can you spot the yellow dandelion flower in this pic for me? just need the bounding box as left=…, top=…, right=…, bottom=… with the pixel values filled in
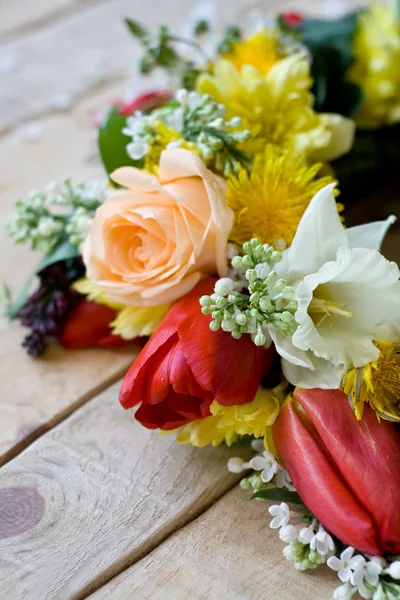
left=176, top=383, right=287, bottom=451
left=348, top=1, right=400, bottom=128
left=221, top=30, right=279, bottom=75
left=342, top=339, right=400, bottom=422
left=73, top=278, right=169, bottom=340
left=144, top=122, right=199, bottom=174
left=197, top=54, right=355, bottom=163
left=226, top=145, right=339, bottom=248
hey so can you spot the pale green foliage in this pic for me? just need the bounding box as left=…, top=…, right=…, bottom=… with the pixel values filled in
left=7, top=179, right=107, bottom=253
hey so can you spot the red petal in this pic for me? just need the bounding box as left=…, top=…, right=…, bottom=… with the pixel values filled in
left=295, top=388, right=400, bottom=554
left=274, top=397, right=381, bottom=554
left=59, top=300, right=119, bottom=349
left=119, top=329, right=177, bottom=409
left=179, top=312, right=275, bottom=406
left=135, top=400, right=189, bottom=430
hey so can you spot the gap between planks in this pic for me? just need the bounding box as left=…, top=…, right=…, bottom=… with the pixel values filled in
left=0, top=364, right=131, bottom=468
left=75, top=471, right=245, bottom=600
left=0, top=0, right=114, bottom=45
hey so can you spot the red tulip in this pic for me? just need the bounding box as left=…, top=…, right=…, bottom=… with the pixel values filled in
left=59, top=300, right=126, bottom=349
left=120, top=277, right=276, bottom=430
left=112, top=90, right=173, bottom=116
left=273, top=388, right=400, bottom=555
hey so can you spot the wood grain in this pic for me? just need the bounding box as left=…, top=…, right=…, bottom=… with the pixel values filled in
left=91, top=485, right=338, bottom=600
left=0, top=381, right=250, bottom=600
left=0, top=81, right=142, bottom=465
left=0, top=0, right=106, bottom=42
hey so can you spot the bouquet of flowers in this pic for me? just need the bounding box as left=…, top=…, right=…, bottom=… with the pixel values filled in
left=5, top=3, right=400, bottom=599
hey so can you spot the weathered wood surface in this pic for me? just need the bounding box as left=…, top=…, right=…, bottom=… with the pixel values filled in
left=0, top=83, right=140, bottom=465
left=91, top=486, right=338, bottom=600
left=0, top=381, right=249, bottom=600
left=0, top=1, right=398, bottom=600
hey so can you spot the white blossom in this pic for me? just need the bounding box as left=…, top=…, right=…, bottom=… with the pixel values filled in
left=275, top=467, right=295, bottom=491
left=268, top=502, right=290, bottom=529
left=298, top=523, right=315, bottom=545
left=273, top=185, right=399, bottom=388
left=227, top=457, right=249, bottom=474
left=309, top=524, right=336, bottom=556
left=250, top=451, right=279, bottom=483
left=384, top=560, right=400, bottom=579
left=333, top=583, right=357, bottom=600
left=351, top=558, right=382, bottom=587
left=328, top=547, right=365, bottom=583
left=279, top=524, right=298, bottom=543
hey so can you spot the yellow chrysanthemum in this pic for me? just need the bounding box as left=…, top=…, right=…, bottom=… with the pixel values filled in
left=144, top=122, right=199, bottom=174
left=197, top=54, right=355, bottom=163
left=221, top=30, right=279, bottom=75
left=73, top=278, right=170, bottom=340
left=348, top=1, right=400, bottom=128
left=73, top=277, right=123, bottom=310
left=110, top=305, right=170, bottom=339
left=342, top=339, right=400, bottom=422
left=176, top=384, right=287, bottom=451
left=226, top=145, right=339, bottom=248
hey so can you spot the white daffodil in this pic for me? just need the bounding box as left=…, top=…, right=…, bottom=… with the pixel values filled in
left=272, top=184, right=400, bottom=388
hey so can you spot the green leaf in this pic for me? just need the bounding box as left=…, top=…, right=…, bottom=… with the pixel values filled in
left=36, top=239, right=79, bottom=272
left=0, top=280, right=11, bottom=307
left=7, top=273, right=35, bottom=318
left=251, top=488, right=303, bottom=504
left=309, top=45, right=363, bottom=117
left=7, top=239, right=80, bottom=319
left=98, top=109, right=143, bottom=176
left=125, top=19, right=148, bottom=42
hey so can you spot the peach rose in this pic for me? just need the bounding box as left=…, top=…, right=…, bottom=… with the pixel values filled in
left=83, top=149, right=234, bottom=306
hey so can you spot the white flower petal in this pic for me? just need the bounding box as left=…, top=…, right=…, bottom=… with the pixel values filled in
left=328, top=556, right=343, bottom=572
left=338, top=566, right=353, bottom=583
left=282, top=353, right=342, bottom=389
left=292, top=246, right=400, bottom=370
left=285, top=184, right=346, bottom=282
left=250, top=456, right=267, bottom=471
left=346, top=215, right=396, bottom=251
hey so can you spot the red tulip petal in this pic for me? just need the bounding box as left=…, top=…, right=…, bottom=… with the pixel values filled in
left=119, top=328, right=177, bottom=408
left=60, top=300, right=118, bottom=349
left=179, top=312, right=274, bottom=406
left=135, top=401, right=189, bottom=430
left=167, top=390, right=206, bottom=420
left=274, top=397, right=381, bottom=555
left=96, top=334, right=127, bottom=347
left=295, top=388, right=400, bottom=554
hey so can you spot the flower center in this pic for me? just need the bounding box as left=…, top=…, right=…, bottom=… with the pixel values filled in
left=308, top=296, right=352, bottom=328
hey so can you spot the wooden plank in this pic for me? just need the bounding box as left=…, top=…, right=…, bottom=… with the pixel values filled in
left=0, top=0, right=106, bottom=42
left=91, top=486, right=338, bottom=600
left=0, top=0, right=244, bottom=134
left=0, top=382, right=249, bottom=600
left=0, top=81, right=140, bottom=466
left=0, top=0, right=344, bottom=134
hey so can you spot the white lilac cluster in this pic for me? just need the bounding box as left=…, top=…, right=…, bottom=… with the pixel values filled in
left=271, top=505, right=336, bottom=571
left=328, top=551, right=400, bottom=600
left=122, top=89, right=251, bottom=176
left=227, top=439, right=295, bottom=492
left=200, top=239, right=298, bottom=346
left=7, top=179, right=107, bottom=253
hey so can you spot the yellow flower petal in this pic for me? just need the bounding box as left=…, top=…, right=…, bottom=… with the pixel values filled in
left=176, top=384, right=286, bottom=451
left=111, top=304, right=170, bottom=340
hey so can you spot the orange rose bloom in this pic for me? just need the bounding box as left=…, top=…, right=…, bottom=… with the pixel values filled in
left=83, top=149, right=233, bottom=306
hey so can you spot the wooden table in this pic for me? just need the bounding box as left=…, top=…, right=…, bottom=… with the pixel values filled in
left=0, top=1, right=398, bottom=598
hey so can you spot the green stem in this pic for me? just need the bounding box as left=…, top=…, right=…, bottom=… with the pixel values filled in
left=167, top=35, right=210, bottom=63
